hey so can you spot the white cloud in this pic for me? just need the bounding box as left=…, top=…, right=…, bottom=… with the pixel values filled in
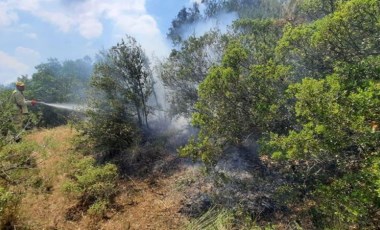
left=1, top=0, right=164, bottom=47
left=0, top=48, right=41, bottom=84
left=0, top=0, right=162, bottom=39
left=0, top=2, right=18, bottom=26
left=10, top=0, right=42, bottom=12
left=0, top=50, right=29, bottom=84
left=78, top=17, right=103, bottom=39
left=35, top=10, right=74, bottom=32
left=0, top=0, right=172, bottom=63
left=26, top=32, right=38, bottom=39
left=15, top=46, right=41, bottom=61
left=0, top=50, right=29, bottom=72
left=115, top=14, right=160, bottom=36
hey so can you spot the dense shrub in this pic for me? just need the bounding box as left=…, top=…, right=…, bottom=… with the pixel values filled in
left=0, top=186, right=18, bottom=228
left=62, top=156, right=118, bottom=218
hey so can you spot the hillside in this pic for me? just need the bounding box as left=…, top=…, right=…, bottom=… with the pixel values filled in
left=1, top=0, right=379, bottom=229
left=17, top=126, right=192, bottom=229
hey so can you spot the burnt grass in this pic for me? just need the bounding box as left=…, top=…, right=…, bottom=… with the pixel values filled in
left=89, top=122, right=293, bottom=226
left=178, top=144, right=290, bottom=225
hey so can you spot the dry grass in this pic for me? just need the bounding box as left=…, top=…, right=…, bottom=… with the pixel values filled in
left=19, top=127, right=78, bottom=229
left=17, top=126, right=190, bottom=229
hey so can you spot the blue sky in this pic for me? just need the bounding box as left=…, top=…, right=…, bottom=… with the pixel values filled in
left=0, top=0, right=201, bottom=84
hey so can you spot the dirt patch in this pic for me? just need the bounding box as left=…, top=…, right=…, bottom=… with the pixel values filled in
left=100, top=172, right=190, bottom=230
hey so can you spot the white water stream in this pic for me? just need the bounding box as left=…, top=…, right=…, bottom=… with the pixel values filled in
left=39, top=102, right=86, bottom=111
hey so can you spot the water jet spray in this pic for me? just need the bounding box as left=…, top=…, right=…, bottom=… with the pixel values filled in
left=36, top=101, right=87, bottom=111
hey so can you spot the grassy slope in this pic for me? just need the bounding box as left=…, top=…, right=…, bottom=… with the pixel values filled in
left=18, top=126, right=190, bottom=229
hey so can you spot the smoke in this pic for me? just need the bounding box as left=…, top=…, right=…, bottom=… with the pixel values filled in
left=182, top=11, right=238, bottom=40
left=145, top=6, right=239, bottom=143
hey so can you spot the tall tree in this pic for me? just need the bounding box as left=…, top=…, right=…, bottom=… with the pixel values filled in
left=106, top=36, right=153, bottom=128
left=180, top=19, right=291, bottom=163
left=81, top=35, right=153, bottom=156
left=159, top=31, right=226, bottom=117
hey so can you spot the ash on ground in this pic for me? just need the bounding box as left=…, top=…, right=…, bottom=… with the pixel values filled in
left=179, top=142, right=287, bottom=221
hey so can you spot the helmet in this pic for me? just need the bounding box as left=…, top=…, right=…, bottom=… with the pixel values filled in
left=16, top=81, right=25, bottom=87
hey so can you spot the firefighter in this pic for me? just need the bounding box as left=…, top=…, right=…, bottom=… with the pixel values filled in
left=12, top=81, right=31, bottom=115
left=10, top=81, right=36, bottom=141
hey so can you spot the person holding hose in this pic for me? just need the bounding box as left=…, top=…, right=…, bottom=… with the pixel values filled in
left=10, top=81, right=36, bottom=141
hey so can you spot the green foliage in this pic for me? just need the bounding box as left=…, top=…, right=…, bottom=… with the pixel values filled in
left=79, top=35, right=153, bottom=156
left=276, top=23, right=333, bottom=79
left=181, top=39, right=292, bottom=163
left=78, top=108, right=140, bottom=155
left=106, top=36, right=153, bottom=128
left=299, top=0, right=349, bottom=20
left=180, top=0, right=380, bottom=228
left=160, top=31, right=227, bottom=117
left=87, top=199, right=109, bottom=218
left=26, top=57, right=92, bottom=127
left=91, top=36, right=152, bottom=129
left=0, top=89, right=16, bottom=147
left=28, top=57, right=92, bottom=103
left=314, top=171, right=379, bottom=226
left=0, top=141, right=38, bottom=184
left=0, top=138, right=38, bottom=228
left=373, top=157, right=380, bottom=197
left=277, top=0, right=380, bottom=80
left=0, top=87, right=40, bottom=224
left=311, top=0, right=380, bottom=63
left=262, top=73, right=380, bottom=227
left=232, top=19, right=284, bottom=65
left=179, top=136, right=222, bottom=165
left=0, top=186, right=13, bottom=213
left=0, top=186, right=19, bottom=228
left=62, top=156, right=118, bottom=216
left=334, top=56, right=380, bottom=87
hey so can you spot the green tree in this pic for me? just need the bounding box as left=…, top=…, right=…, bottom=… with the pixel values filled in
left=261, top=0, right=380, bottom=227
left=107, top=36, right=153, bottom=128
left=26, top=57, right=92, bottom=127
left=276, top=0, right=380, bottom=80
left=79, top=35, right=153, bottom=156
left=181, top=39, right=291, bottom=164
left=232, top=19, right=284, bottom=65
left=263, top=75, right=380, bottom=227
left=159, top=31, right=227, bottom=117
left=299, top=0, right=350, bottom=21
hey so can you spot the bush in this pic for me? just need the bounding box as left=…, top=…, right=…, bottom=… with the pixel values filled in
left=0, top=89, right=17, bottom=147
left=87, top=200, right=109, bottom=218
left=0, top=141, right=38, bottom=184
left=62, top=156, right=118, bottom=216
left=0, top=186, right=18, bottom=228
left=0, top=140, right=38, bottom=228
